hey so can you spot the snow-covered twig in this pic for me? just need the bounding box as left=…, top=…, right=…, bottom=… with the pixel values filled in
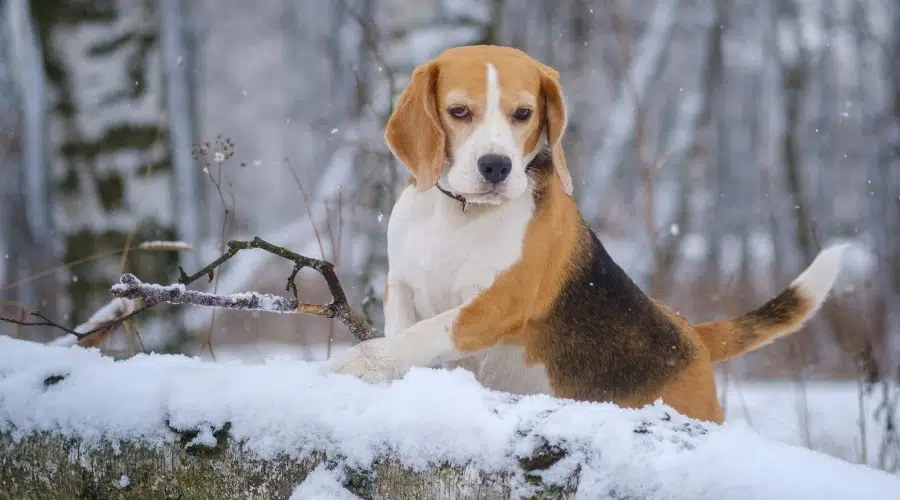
left=172, top=237, right=381, bottom=342
left=1, top=237, right=382, bottom=346
left=1, top=301, right=154, bottom=345
left=47, top=297, right=138, bottom=348
left=110, top=273, right=373, bottom=330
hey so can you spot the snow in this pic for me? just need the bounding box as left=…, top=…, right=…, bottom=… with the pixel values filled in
left=1, top=336, right=898, bottom=499
left=289, top=464, right=361, bottom=500
left=137, top=240, right=197, bottom=251
left=720, top=380, right=898, bottom=467
left=210, top=341, right=900, bottom=466
left=48, top=297, right=136, bottom=347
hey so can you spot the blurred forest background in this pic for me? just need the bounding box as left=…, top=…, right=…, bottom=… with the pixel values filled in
left=0, top=0, right=898, bottom=386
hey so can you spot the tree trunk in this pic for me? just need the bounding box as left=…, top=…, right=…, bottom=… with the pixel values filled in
left=160, top=0, right=201, bottom=272
left=0, top=433, right=527, bottom=500
left=4, top=0, right=59, bottom=340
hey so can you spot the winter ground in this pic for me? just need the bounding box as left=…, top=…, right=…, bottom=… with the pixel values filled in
left=2, top=336, right=899, bottom=499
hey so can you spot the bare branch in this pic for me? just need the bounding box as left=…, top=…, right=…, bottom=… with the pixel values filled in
left=112, top=271, right=381, bottom=342
left=178, top=236, right=381, bottom=341
left=2, top=237, right=383, bottom=346
left=112, top=274, right=302, bottom=314
left=1, top=302, right=155, bottom=343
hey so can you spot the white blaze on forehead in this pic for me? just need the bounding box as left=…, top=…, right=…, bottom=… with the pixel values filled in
left=479, top=62, right=511, bottom=153
left=485, top=63, right=501, bottom=116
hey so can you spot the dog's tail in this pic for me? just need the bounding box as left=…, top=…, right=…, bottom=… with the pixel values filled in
left=694, top=244, right=848, bottom=363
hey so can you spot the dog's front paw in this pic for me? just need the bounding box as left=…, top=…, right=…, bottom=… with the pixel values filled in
left=329, top=337, right=408, bottom=383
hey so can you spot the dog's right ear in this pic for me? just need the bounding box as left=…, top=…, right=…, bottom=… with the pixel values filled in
left=385, top=62, right=445, bottom=192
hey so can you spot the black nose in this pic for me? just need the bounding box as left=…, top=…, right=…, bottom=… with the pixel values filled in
left=477, top=154, right=512, bottom=184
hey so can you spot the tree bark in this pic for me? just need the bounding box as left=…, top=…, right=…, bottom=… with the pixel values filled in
left=0, top=432, right=530, bottom=500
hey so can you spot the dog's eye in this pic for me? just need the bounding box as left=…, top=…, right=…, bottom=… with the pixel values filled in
left=512, top=107, right=532, bottom=122
left=448, top=106, right=470, bottom=119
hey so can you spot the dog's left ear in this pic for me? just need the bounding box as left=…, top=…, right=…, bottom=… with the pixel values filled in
left=538, top=64, right=573, bottom=196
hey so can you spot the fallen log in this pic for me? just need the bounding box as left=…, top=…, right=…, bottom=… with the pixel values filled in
left=1, top=336, right=898, bottom=499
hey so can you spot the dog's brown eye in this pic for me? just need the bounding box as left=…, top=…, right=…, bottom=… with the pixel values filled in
left=448, top=106, right=470, bottom=119
left=513, top=107, right=532, bottom=122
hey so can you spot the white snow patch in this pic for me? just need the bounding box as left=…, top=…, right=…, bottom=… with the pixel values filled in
left=289, top=464, right=361, bottom=500
left=137, top=240, right=196, bottom=251
left=720, top=380, right=899, bottom=467
left=1, top=336, right=898, bottom=499
left=48, top=297, right=137, bottom=347
left=117, top=475, right=130, bottom=489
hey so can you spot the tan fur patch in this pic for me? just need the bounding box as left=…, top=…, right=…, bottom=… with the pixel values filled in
left=694, top=286, right=813, bottom=363
left=451, top=162, right=579, bottom=353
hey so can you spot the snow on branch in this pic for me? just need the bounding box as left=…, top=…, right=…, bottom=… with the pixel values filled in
left=0, top=237, right=382, bottom=345
left=47, top=297, right=139, bottom=348
left=1, top=336, right=898, bottom=499
left=170, top=236, right=381, bottom=341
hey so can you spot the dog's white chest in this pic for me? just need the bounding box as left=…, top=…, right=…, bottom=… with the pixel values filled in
left=388, top=187, right=533, bottom=318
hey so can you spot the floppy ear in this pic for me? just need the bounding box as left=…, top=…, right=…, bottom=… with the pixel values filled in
left=385, top=62, right=445, bottom=192
left=538, top=64, right=573, bottom=196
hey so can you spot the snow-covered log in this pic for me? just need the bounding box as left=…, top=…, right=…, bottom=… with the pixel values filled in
left=1, top=336, right=898, bottom=500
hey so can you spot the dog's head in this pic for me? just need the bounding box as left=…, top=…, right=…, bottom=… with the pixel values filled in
left=385, top=45, right=572, bottom=205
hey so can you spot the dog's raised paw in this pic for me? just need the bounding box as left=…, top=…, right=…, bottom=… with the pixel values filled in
left=329, top=337, right=407, bottom=383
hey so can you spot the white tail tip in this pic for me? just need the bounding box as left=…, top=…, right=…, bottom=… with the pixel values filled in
left=790, top=244, right=849, bottom=310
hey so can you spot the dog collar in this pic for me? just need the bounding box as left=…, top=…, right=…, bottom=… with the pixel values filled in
left=436, top=183, right=469, bottom=210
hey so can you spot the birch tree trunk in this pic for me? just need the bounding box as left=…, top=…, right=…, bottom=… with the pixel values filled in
left=4, top=0, right=58, bottom=340
left=160, top=0, right=200, bottom=272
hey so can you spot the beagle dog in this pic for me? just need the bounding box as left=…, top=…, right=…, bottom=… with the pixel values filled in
left=330, top=45, right=846, bottom=423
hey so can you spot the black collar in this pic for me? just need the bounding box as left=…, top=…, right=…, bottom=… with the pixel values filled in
left=436, top=183, right=468, bottom=207
left=434, top=150, right=551, bottom=210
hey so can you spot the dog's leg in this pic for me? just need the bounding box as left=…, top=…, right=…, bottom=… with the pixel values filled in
left=331, top=274, right=534, bottom=383
left=329, top=305, right=467, bottom=383
left=383, top=279, right=418, bottom=337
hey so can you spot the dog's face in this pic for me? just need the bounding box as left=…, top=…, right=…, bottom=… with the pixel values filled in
left=385, top=45, right=572, bottom=205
